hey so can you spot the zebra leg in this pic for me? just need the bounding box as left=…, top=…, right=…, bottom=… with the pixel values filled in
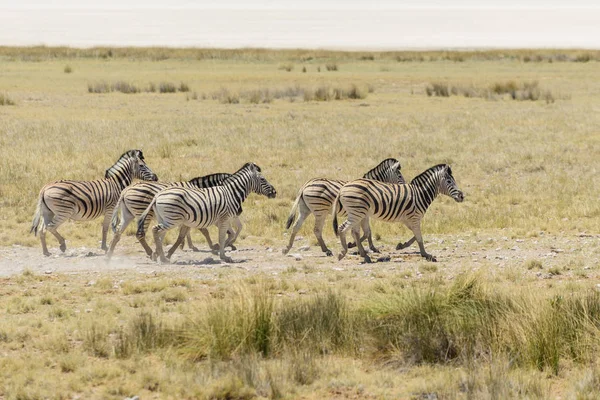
left=224, top=217, right=241, bottom=250
left=47, top=226, right=67, bottom=253
left=283, top=200, right=311, bottom=255
left=218, top=221, right=234, bottom=263
left=352, top=224, right=372, bottom=263
left=152, top=225, right=170, bottom=264
left=396, top=236, right=416, bottom=250
left=137, top=217, right=156, bottom=257
left=39, top=206, right=55, bottom=256
left=337, top=220, right=351, bottom=261
left=200, top=228, right=220, bottom=253
left=408, top=223, right=436, bottom=262
left=101, top=210, right=113, bottom=252
left=185, top=232, right=200, bottom=252
left=313, top=212, right=333, bottom=257
left=167, top=226, right=190, bottom=259
left=106, top=207, right=135, bottom=260
left=361, top=217, right=379, bottom=253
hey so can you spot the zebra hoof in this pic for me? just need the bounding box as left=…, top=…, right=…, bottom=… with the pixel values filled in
left=325, top=250, right=333, bottom=257
left=347, top=242, right=356, bottom=248
left=43, top=251, right=51, bottom=257
left=151, top=252, right=158, bottom=262
left=211, top=244, right=220, bottom=251
left=396, top=242, right=408, bottom=250
left=282, top=248, right=290, bottom=255
left=370, top=247, right=380, bottom=254
left=229, top=244, right=237, bottom=251
left=60, top=243, right=67, bottom=252
left=191, top=246, right=201, bottom=252
left=363, top=256, right=372, bottom=264
left=337, top=253, right=346, bottom=261
left=221, top=257, right=234, bottom=264
left=425, top=254, right=437, bottom=262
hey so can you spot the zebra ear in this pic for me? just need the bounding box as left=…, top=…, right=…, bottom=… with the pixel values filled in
left=104, top=168, right=110, bottom=178
left=391, top=161, right=401, bottom=171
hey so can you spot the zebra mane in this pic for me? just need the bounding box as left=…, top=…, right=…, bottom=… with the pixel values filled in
left=105, top=150, right=143, bottom=178
left=238, top=162, right=262, bottom=173
left=410, top=164, right=449, bottom=184
left=362, top=158, right=399, bottom=177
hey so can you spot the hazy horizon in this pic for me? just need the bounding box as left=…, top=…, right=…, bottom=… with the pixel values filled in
left=1, top=1, right=599, bottom=50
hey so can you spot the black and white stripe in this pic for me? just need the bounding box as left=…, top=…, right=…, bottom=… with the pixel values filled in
left=106, top=172, right=238, bottom=260
left=333, top=164, right=464, bottom=263
left=137, top=162, right=276, bottom=263
left=283, top=158, right=405, bottom=256
left=30, top=150, right=158, bottom=256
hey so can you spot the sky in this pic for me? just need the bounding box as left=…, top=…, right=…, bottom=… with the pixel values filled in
left=1, top=0, right=599, bottom=49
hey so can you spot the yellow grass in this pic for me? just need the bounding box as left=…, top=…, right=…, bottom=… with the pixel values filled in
left=1, top=47, right=600, bottom=398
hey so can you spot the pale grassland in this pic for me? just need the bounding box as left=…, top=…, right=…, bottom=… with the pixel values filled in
left=0, top=47, right=600, bottom=399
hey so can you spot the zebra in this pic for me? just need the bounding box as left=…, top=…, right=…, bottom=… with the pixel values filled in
left=31, top=150, right=158, bottom=256
left=106, top=172, right=242, bottom=260
left=283, top=158, right=405, bottom=257
left=333, top=164, right=464, bottom=263
left=136, top=162, right=276, bottom=264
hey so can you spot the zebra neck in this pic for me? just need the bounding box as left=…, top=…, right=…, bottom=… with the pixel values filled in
left=224, top=173, right=252, bottom=205
left=105, top=160, right=134, bottom=190
left=411, top=176, right=440, bottom=210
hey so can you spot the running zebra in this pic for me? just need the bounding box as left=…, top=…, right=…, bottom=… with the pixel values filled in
left=283, top=158, right=405, bottom=256
left=137, top=162, right=276, bottom=263
left=106, top=172, right=240, bottom=261
left=31, top=150, right=158, bottom=256
left=333, top=164, right=464, bottom=263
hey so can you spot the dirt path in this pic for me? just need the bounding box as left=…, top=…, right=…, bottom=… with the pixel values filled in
left=2, top=232, right=598, bottom=281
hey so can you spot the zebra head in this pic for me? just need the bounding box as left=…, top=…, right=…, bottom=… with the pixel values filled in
left=363, top=158, right=406, bottom=184
left=439, top=165, right=464, bottom=203
left=244, top=163, right=277, bottom=199
left=105, top=150, right=158, bottom=182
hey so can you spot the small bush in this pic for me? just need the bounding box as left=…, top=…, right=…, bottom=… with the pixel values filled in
left=87, top=81, right=111, bottom=93
left=0, top=92, right=16, bottom=105
left=112, top=81, right=140, bottom=94
left=159, top=82, right=177, bottom=93
left=302, top=66, right=307, bottom=73
left=426, top=82, right=450, bottom=97
left=64, top=65, right=73, bottom=73
left=178, top=82, right=190, bottom=92
left=147, top=82, right=157, bottom=92
left=278, top=63, right=294, bottom=72
left=359, top=54, right=375, bottom=61
left=325, top=63, right=338, bottom=71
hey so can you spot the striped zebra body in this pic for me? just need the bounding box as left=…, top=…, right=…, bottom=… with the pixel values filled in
left=283, top=158, right=405, bottom=256
left=333, top=164, right=464, bottom=263
left=137, top=162, right=276, bottom=263
left=106, top=173, right=238, bottom=260
left=30, top=150, right=158, bottom=256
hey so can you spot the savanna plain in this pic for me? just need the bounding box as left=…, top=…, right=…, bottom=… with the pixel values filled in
left=1, top=47, right=600, bottom=399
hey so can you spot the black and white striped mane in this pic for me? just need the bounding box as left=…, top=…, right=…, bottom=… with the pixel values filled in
left=410, top=164, right=449, bottom=185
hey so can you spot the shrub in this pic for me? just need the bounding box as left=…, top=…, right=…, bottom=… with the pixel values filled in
left=63, top=65, right=73, bottom=73
left=87, top=81, right=111, bottom=93
left=0, top=92, right=16, bottom=105
left=159, top=82, right=177, bottom=93
left=325, top=63, right=338, bottom=71
left=178, top=82, right=190, bottom=92
left=112, top=81, right=140, bottom=94
left=278, top=63, right=294, bottom=72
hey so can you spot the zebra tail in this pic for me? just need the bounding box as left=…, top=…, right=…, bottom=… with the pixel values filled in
left=285, top=191, right=303, bottom=230
left=110, top=195, right=124, bottom=233
left=30, top=191, right=44, bottom=236
left=136, top=198, right=156, bottom=239
left=332, top=194, right=341, bottom=237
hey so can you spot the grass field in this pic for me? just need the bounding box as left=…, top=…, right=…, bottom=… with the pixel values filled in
left=1, top=47, right=600, bottom=399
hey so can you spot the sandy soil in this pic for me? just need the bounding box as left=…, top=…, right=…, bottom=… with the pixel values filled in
left=2, top=232, right=598, bottom=282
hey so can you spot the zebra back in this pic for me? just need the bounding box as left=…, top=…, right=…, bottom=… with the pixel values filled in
left=188, top=173, right=232, bottom=189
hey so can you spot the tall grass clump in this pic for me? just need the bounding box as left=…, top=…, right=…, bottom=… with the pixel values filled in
left=87, top=81, right=111, bottom=93
left=325, top=63, right=338, bottom=71
left=115, top=312, right=175, bottom=358
left=426, top=80, right=557, bottom=103
left=159, top=82, right=177, bottom=93
left=112, top=81, right=140, bottom=94
left=180, top=287, right=359, bottom=362
left=63, top=64, right=72, bottom=73
left=0, top=92, right=16, bottom=105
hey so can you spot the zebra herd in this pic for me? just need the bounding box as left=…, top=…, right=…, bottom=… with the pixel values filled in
left=31, top=149, right=464, bottom=264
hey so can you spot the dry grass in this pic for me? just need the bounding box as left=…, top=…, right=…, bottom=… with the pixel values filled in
left=427, top=80, right=557, bottom=103
left=0, top=46, right=600, bottom=397
left=0, top=92, right=15, bottom=105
